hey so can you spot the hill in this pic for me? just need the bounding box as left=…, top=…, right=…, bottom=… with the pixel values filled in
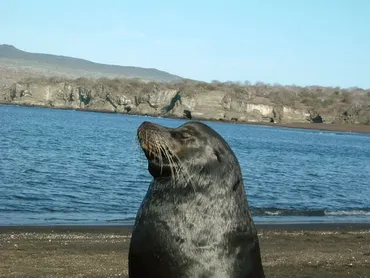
left=0, top=44, right=369, bottom=128
left=0, top=44, right=182, bottom=82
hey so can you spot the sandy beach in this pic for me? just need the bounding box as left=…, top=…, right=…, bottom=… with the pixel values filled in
left=1, top=224, right=370, bottom=278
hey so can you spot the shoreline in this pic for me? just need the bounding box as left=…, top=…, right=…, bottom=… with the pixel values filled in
left=2, top=222, right=370, bottom=233
left=2, top=102, right=370, bottom=135
left=1, top=223, right=370, bottom=277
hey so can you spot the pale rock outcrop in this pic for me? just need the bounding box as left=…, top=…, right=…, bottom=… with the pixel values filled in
left=1, top=79, right=352, bottom=124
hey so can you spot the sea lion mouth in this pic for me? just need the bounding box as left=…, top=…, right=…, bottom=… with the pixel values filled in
left=138, top=139, right=170, bottom=162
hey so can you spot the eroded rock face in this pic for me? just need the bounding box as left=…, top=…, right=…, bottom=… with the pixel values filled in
left=272, top=106, right=284, bottom=123
left=333, top=106, right=370, bottom=125
left=1, top=78, right=368, bottom=125
left=282, top=107, right=310, bottom=122
left=307, top=110, right=324, bottom=123
left=0, top=80, right=309, bottom=122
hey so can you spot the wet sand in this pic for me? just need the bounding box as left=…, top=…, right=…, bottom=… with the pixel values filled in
left=1, top=224, right=370, bottom=277
left=262, top=122, right=370, bottom=135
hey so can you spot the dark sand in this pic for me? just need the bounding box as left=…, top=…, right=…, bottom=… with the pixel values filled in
left=264, top=122, right=370, bottom=135
left=1, top=224, right=370, bottom=277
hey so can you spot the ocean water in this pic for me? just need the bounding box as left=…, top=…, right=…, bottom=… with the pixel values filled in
left=1, top=105, right=370, bottom=225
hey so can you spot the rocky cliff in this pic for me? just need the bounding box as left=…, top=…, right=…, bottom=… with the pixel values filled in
left=1, top=77, right=369, bottom=125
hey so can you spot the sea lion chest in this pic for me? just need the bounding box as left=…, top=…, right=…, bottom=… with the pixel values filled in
left=129, top=180, right=256, bottom=278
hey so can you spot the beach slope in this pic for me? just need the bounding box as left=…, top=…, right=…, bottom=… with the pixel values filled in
left=1, top=224, right=370, bottom=278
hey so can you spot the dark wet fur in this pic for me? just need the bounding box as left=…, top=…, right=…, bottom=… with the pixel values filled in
left=129, top=121, right=265, bottom=278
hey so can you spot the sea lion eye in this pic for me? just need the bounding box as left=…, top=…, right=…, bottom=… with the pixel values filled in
left=171, top=131, right=191, bottom=140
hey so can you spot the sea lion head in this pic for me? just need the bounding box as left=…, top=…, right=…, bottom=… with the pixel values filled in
left=137, top=121, right=241, bottom=186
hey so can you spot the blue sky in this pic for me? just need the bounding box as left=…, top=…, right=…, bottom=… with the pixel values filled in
left=1, top=0, right=369, bottom=88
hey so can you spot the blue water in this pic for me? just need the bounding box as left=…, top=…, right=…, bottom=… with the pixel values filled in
left=1, top=105, right=370, bottom=225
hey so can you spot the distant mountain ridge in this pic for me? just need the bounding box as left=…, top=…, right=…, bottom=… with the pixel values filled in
left=0, top=44, right=182, bottom=82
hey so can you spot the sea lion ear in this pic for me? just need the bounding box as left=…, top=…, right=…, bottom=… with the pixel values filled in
left=232, top=177, right=241, bottom=191
left=214, top=150, right=222, bottom=163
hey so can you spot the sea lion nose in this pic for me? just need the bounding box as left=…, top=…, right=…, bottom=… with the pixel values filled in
left=139, top=121, right=156, bottom=129
left=138, top=121, right=161, bottom=133
left=138, top=122, right=157, bottom=140
left=138, top=121, right=150, bottom=134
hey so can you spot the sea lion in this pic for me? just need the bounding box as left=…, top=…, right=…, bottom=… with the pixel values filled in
left=129, top=121, right=265, bottom=278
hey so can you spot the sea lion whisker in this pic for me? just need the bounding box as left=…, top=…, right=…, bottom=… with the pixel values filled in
left=159, top=141, right=173, bottom=176
left=161, top=142, right=178, bottom=180
left=165, top=149, right=181, bottom=176
left=169, top=151, right=195, bottom=191
left=154, top=138, right=164, bottom=174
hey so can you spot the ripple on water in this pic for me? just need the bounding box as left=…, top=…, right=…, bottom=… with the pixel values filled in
left=1, top=105, right=370, bottom=225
